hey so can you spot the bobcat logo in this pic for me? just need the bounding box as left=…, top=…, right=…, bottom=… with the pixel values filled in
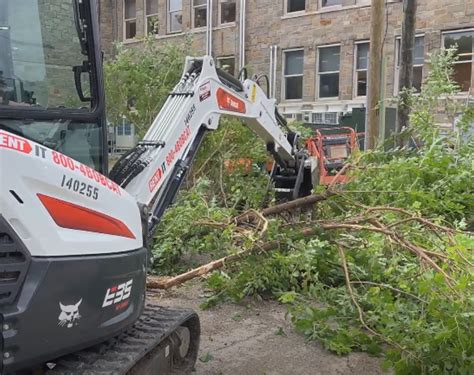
left=58, top=299, right=82, bottom=328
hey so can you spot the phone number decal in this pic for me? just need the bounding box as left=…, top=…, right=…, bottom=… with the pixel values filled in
left=52, top=151, right=121, bottom=196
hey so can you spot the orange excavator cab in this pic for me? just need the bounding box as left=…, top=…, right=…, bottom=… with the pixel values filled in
left=306, top=126, right=362, bottom=186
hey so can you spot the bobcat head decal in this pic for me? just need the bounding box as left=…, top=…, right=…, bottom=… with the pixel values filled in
left=58, top=299, right=82, bottom=328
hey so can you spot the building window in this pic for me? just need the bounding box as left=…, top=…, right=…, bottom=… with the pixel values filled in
left=220, top=0, right=236, bottom=24
left=217, top=56, right=236, bottom=76
left=395, top=36, right=424, bottom=93
left=312, top=112, right=339, bottom=125
left=355, top=42, right=369, bottom=97
left=124, top=124, right=132, bottom=136
left=318, top=45, right=340, bottom=98
left=168, top=0, right=183, bottom=33
left=443, top=30, right=474, bottom=92
left=283, top=49, right=304, bottom=100
left=321, top=0, right=342, bottom=8
left=124, top=0, right=137, bottom=40
left=193, top=0, right=207, bottom=28
left=117, top=125, right=124, bottom=136
left=146, top=0, right=159, bottom=35
left=286, top=0, right=305, bottom=13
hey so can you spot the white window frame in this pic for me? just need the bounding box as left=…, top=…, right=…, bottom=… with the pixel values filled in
left=145, top=0, right=159, bottom=35
left=192, top=0, right=207, bottom=29
left=218, top=0, right=236, bottom=25
left=441, top=29, right=474, bottom=93
left=394, top=34, right=425, bottom=95
left=353, top=41, right=369, bottom=98
left=285, top=0, right=306, bottom=14
left=168, top=0, right=183, bottom=33
left=319, top=0, right=343, bottom=10
left=123, top=0, right=137, bottom=40
left=282, top=48, right=305, bottom=102
left=317, top=43, right=341, bottom=99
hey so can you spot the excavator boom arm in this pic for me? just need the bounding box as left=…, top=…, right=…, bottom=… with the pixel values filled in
left=110, top=56, right=305, bottom=231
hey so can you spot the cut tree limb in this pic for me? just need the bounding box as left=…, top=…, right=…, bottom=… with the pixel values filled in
left=147, top=240, right=280, bottom=290
left=260, top=191, right=335, bottom=217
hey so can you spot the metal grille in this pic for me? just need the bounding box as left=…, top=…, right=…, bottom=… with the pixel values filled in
left=0, top=217, right=30, bottom=305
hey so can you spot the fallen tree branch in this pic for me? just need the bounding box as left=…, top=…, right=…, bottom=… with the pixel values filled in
left=349, top=281, right=428, bottom=303
left=260, top=191, right=335, bottom=217
left=147, top=240, right=280, bottom=290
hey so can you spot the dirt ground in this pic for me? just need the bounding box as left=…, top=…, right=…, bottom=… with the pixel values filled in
left=149, top=281, right=389, bottom=375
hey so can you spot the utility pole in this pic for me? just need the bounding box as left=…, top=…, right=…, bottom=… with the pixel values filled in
left=366, top=0, right=385, bottom=150
left=396, top=0, right=417, bottom=147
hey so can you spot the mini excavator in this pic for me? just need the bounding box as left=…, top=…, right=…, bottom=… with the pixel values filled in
left=0, top=0, right=315, bottom=373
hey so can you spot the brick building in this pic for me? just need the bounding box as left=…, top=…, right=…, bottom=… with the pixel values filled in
left=99, top=0, right=474, bottom=122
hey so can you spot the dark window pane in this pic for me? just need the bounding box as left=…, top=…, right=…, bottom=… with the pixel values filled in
left=453, top=63, right=472, bottom=92
left=117, top=125, right=124, bottom=136
left=444, top=31, right=474, bottom=61
left=288, top=0, right=305, bottom=12
left=319, top=73, right=339, bottom=98
left=221, top=1, right=236, bottom=23
left=357, top=71, right=367, bottom=97
left=218, top=58, right=235, bottom=75
left=319, top=46, right=340, bottom=72
left=322, top=0, right=342, bottom=7
left=124, top=124, right=132, bottom=136
left=124, top=0, right=136, bottom=19
left=397, top=36, right=424, bottom=67
left=357, top=43, right=369, bottom=70
left=146, top=0, right=158, bottom=15
left=194, top=6, right=207, bottom=27
left=413, top=66, right=423, bottom=92
left=285, top=50, right=304, bottom=75
left=414, top=37, right=424, bottom=65
left=126, top=20, right=136, bottom=39
left=285, top=76, right=303, bottom=100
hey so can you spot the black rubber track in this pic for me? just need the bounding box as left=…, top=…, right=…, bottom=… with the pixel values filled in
left=46, top=302, right=200, bottom=375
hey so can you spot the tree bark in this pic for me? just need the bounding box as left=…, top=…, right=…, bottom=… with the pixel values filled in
left=147, top=241, right=281, bottom=290
left=366, top=0, right=386, bottom=149
left=396, top=0, right=418, bottom=147
left=260, top=191, right=334, bottom=217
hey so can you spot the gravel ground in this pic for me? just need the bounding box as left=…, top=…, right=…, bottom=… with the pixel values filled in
left=149, top=281, right=389, bottom=375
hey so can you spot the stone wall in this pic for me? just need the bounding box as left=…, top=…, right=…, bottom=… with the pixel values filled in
left=99, top=0, right=474, bottom=118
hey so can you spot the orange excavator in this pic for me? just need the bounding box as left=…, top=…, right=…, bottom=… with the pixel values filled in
left=305, top=126, right=361, bottom=186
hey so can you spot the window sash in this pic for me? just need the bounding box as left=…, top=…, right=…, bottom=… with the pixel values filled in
left=124, top=0, right=136, bottom=20
left=169, top=0, right=182, bottom=12
left=220, top=0, right=236, bottom=24
left=395, top=36, right=425, bottom=67
left=321, top=0, right=342, bottom=7
left=168, top=10, right=183, bottom=32
left=287, top=0, right=306, bottom=13
left=284, top=50, right=304, bottom=76
left=318, top=45, right=341, bottom=73
left=193, top=1, right=207, bottom=28
left=283, top=50, right=304, bottom=100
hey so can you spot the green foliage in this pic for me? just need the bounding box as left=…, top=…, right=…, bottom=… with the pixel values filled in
left=150, top=48, right=473, bottom=374
left=152, top=118, right=274, bottom=273
left=104, top=36, right=190, bottom=136
left=349, top=48, right=474, bottom=227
